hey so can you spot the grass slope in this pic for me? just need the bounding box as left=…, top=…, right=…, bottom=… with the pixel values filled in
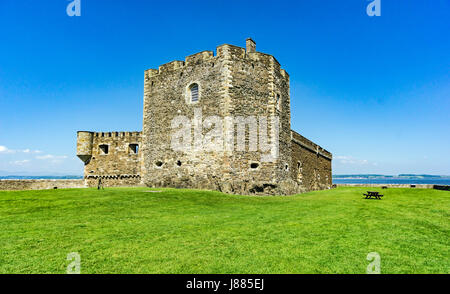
left=0, top=187, right=448, bottom=274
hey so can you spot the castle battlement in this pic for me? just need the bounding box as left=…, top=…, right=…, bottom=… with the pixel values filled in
left=92, top=131, right=141, bottom=138
left=76, top=130, right=143, bottom=187
left=77, top=131, right=141, bottom=137
left=145, top=39, right=289, bottom=81
left=185, top=50, right=214, bottom=65
left=76, top=131, right=142, bottom=160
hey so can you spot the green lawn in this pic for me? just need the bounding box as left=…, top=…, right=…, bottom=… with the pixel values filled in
left=0, top=187, right=448, bottom=274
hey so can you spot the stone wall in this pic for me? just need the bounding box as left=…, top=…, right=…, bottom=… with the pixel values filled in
left=0, top=180, right=85, bottom=191
left=77, top=131, right=142, bottom=187
left=291, top=131, right=332, bottom=191
left=141, top=48, right=226, bottom=192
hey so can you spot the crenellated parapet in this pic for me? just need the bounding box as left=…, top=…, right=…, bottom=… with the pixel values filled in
left=92, top=131, right=141, bottom=138
left=158, top=60, right=185, bottom=73
left=144, top=39, right=289, bottom=83
left=185, top=51, right=214, bottom=65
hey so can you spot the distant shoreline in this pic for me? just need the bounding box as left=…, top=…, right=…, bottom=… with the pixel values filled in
left=0, top=176, right=83, bottom=180
left=2, top=175, right=450, bottom=185
left=333, top=174, right=450, bottom=185
left=333, top=178, right=450, bottom=185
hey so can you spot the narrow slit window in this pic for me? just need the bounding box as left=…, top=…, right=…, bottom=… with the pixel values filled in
left=190, top=83, right=199, bottom=102
left=276, top=94, right=281, bottom=111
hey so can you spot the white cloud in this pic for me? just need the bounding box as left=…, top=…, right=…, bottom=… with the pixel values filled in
left=36, top=155, right=52, bottom=160
left=0, top=147, right=82, bottom=174
left=0, top=146, right=15, bottom=154
left=335, top=155, right=377, bottom=166
left=36, top=154, right=67, bottom=164
left=23, top=149, right=42, bottom=154
left=36, top=154, right=68, bottom=160
left=1, top=146, right=69, bottom=169
left=0, top=146, right=42, bottom=154
left=10, top=159, right=30, bottom=165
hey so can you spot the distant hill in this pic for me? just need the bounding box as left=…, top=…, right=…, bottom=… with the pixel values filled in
left=333, top=174, right=449, bottom=179
left=0, top=175, right=83, bottom=180
left=397, top=174, right=446, bottom=178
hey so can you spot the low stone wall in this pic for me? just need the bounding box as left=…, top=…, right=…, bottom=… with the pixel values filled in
left=86, top=175, right=144, bottom=188
left=334, top=183, right=437, bottom=189
left=0, top=180, right=86, bottom=191
left=85, top=176, right=143, bottom=188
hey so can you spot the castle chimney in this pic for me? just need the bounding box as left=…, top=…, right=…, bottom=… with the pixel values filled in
left=246, top=38, right=256, bottom=53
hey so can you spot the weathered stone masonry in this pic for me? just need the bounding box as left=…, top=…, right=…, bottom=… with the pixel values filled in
left=291, top=131, right=332, bottom=191
left=77, top=131, right=143, bottom=187
left=77, top=39, right=332, bottom=195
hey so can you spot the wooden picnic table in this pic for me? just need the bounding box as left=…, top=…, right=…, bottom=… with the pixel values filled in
left=363, top=191, right=384, bottom=199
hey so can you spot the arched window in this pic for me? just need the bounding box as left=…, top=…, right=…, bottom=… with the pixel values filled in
left=189, top=83, right=199, bottom=103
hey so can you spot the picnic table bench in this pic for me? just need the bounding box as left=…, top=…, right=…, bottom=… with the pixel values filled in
left=363, top=191, right=384, bottom=199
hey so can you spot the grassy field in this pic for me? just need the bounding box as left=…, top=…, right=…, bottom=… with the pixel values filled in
left=0, top=187, right=448, bottom=274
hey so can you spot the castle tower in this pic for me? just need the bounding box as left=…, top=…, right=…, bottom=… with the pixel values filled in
left=76, top=131, right=94, bottom=164
left=141, top=38, right=297, bottom=194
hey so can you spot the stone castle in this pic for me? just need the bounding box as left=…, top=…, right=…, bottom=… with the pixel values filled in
left=77, top=39, right=332, bottom=195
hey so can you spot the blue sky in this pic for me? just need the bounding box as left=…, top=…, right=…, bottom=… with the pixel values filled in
left=0, top=0, right=449, bottom=175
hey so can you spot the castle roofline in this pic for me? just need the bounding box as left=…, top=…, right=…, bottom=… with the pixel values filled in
left=145, top=39, right=289, bottom=78
left=291, top=130, right=332, bottom=160
left=77, top=130, right=141, bottom=133
left=215, top=43, right=242, bottom=49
